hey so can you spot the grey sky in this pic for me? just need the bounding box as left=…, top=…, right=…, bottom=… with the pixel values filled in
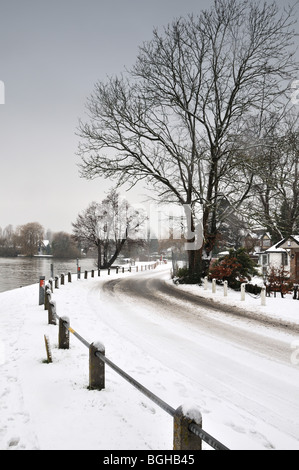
left=0, top=0, right=298, bottom=234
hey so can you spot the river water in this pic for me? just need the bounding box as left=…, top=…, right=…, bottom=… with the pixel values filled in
left=0, top=257, right=98, bottom=294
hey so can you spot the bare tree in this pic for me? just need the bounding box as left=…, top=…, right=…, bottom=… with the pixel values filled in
left=242, top=111, right=299, bottom=241
left=72, top=189, right=146, bottom=268
left=77, top=0, right=298, bottom=279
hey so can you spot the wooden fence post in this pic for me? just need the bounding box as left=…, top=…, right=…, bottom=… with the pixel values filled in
left=173, top=406, right=202, bottom=450
left=58, top=316, right=70, bottom=349
left=44, top=335, right=53, bottom=363
left=61, top=273, right=65, bottom=285
left=89, top=342, right=105, bottom=391
left=68, top=272, right=72, bottom=283
left=55, top=276, right=59, bottom=289
left=45, top=285, right=51, bottom=311
left=48, top=300, right=57, bottom=325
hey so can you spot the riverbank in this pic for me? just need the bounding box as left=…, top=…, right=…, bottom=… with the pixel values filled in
left=0, top=257, right=97, bottom=293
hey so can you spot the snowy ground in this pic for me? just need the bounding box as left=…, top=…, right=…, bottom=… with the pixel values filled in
left=0, top=263, right=298, bottom=451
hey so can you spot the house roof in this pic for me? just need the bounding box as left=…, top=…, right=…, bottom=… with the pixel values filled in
left=276, top=235, right=299, bottom=249
left=258, top=236, right=299, bottom=253
left=265, top=243, right=287, bottom=253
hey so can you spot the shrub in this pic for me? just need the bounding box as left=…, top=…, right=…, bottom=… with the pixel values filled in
left=266, top=266, right=293, bottom=297
left=209, top=248, right=258, bottom=290
left=172, top=266, right=201, bottom=285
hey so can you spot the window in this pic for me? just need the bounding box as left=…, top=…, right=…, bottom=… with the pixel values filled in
left=262, top=254, right=269, bottom=266
left=282, top=252, right=288, bottom=266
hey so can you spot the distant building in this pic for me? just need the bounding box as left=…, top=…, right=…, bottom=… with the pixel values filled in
left=37, top=240, right=51, bottom=256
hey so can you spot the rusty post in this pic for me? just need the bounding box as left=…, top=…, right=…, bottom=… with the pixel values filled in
left=58, top=316, right=70, bottom=350
left=48, top=300, right=57, bottom=325
left=89, top=342, right=105, bottom=391
left=173, top=406, right=202, bottom=450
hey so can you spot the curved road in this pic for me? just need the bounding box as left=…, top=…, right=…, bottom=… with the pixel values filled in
left=101, top=269, right=299, bottom=362
left=94, top=267, right=299, bottom=449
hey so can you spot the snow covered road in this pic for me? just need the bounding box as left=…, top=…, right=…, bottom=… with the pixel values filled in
left=93, top=268, right=299, bottom=448
left=1, top=263, right=299, bottom=450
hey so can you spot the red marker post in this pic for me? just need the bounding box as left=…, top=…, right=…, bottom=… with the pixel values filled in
left=39, top=276, right=45, bottom=305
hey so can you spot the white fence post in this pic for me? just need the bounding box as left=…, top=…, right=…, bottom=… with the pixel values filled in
left=224, top=280, right=228, bottom=297
left=261, top=287, right=266, bottom=306
left=241, top=283, right=246, bottom=301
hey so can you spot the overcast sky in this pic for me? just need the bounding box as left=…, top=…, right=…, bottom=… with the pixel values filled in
left=0, top=0, right=298, bottom=234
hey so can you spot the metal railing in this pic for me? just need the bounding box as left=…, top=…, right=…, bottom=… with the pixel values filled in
left=41, top=270, right=229, bottom=451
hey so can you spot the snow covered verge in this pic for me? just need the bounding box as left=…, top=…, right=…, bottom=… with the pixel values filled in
left=169, top=277, right=299, bottom=326
left=0, top=264, right=299, bottom=451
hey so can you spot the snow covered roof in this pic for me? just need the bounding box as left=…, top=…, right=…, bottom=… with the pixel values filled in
left=265, top=244, right=287, bottom=253
left=276, top=235, right=299, bottom=250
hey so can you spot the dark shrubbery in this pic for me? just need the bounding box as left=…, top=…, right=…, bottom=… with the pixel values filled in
left=209, top=248, right=258, bottom=290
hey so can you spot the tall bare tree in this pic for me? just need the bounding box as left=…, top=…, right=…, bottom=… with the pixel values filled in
left=78, top=0, right=298, bottom=279
left=241, top=111, right=299, bottom=241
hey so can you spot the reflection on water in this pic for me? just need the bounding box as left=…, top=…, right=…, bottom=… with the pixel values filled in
left=0, top=257, right=97, bottom=293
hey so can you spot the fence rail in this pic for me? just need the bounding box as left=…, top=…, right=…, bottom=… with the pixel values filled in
left=39, top=265, right=229, bottom=451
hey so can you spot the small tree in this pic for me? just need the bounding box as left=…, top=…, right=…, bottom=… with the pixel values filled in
left=210, top=248, right=258, bottom=289
left=51, top=232, right=81, bottom=259
left=266, top=266, right=293, bottom=298
left=72, top=189, right=146, bottom=269
left=18, top=222, right=44, bottom=257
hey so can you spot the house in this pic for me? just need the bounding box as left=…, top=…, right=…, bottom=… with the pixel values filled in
left=243, top=230, right=272, bottom=254
left=258, top=242, right=289, bottom=277
left=37, top=240, right=51, bottom=256
left=275, top=235, right=299, bottom=283
left=259, top=232, right=272, bottom=252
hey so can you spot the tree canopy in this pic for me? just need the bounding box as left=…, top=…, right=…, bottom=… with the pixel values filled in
left=77, top=0, right=299, bottom=280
